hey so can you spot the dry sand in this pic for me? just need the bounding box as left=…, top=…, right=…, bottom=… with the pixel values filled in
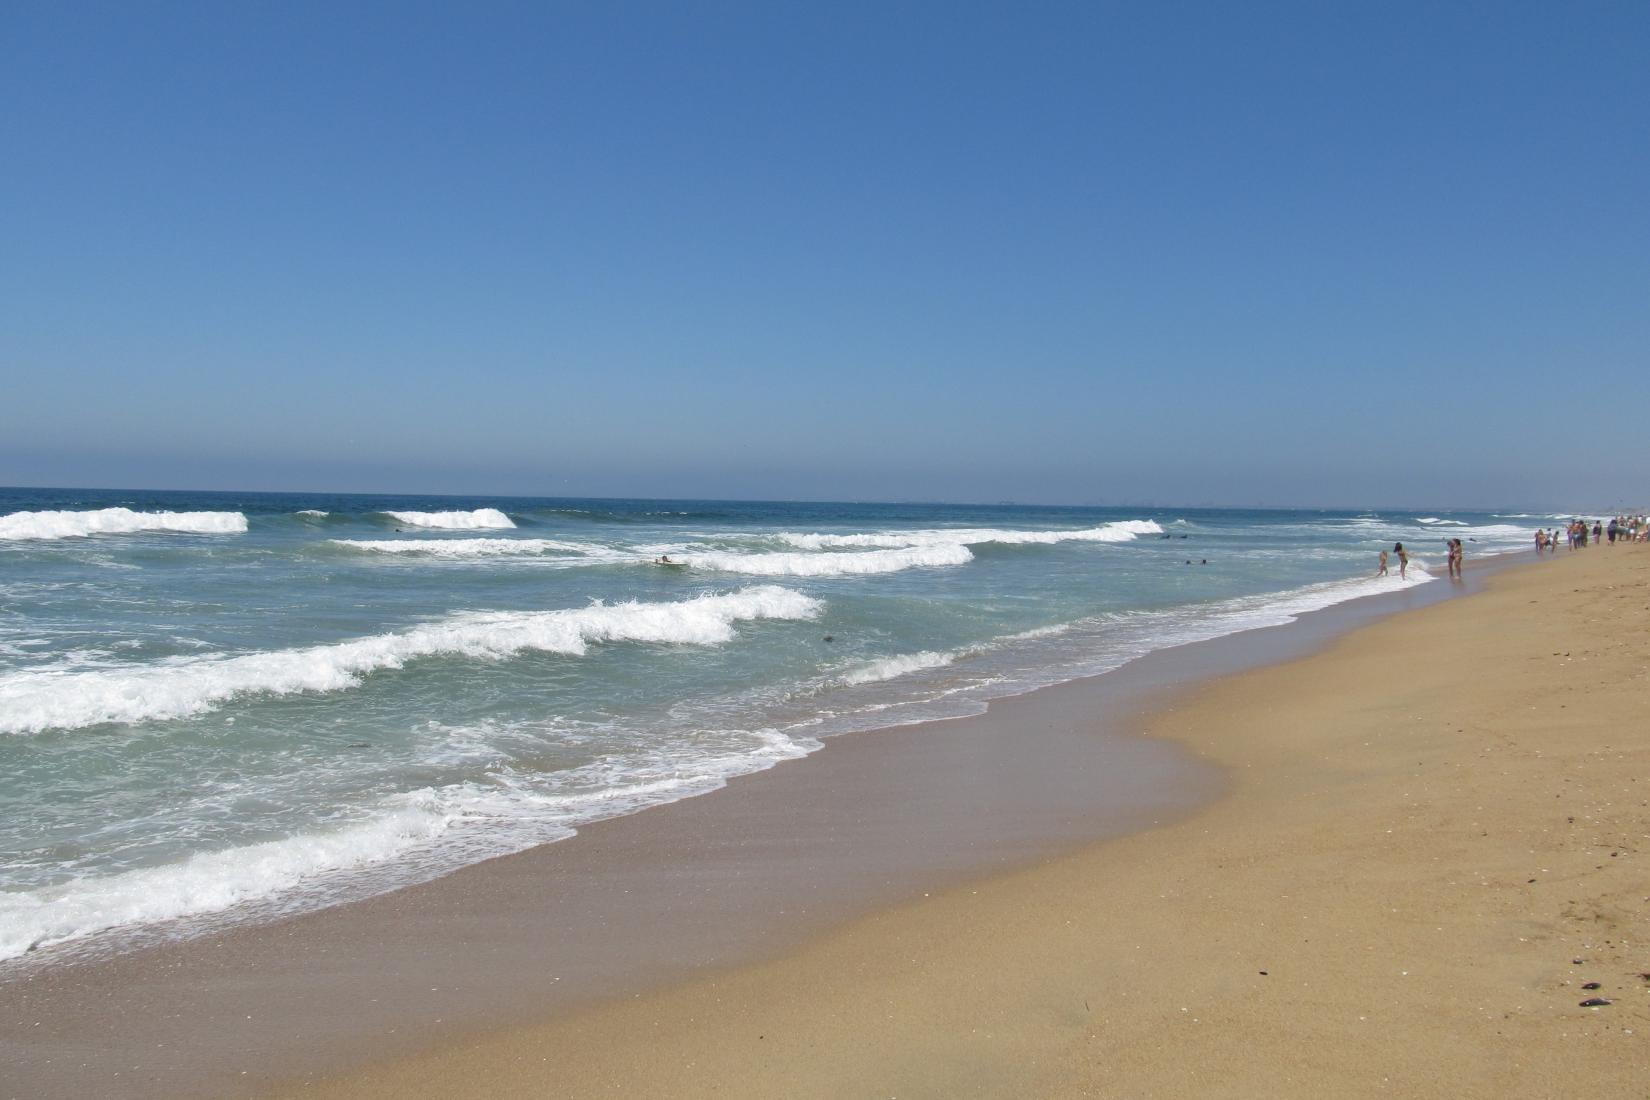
left=282, top=546, right=1650, bottom=1099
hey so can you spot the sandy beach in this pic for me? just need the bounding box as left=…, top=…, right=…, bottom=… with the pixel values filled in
left=274, top=546, right=1649, bottom=1099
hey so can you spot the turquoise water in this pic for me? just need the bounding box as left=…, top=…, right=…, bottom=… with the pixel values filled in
left=0, top=487, right=1550, bottom=962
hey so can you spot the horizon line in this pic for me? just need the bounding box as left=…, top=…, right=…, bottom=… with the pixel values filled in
left=0, top=482, right=1623, bottom=517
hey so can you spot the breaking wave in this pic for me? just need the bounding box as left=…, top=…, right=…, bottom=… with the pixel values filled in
left=686, top=543, right=973, bottom=576
left=837, top=649, right=959, bottom=686
left=0, top=587, right=822, bottom=735
left=778, top=520, right=1162, bottom=550
left=0, top=508, right=249, bottom=541
left=383, top=508, right=515, bottom=530
left=333, top=538, right=593, bottom=558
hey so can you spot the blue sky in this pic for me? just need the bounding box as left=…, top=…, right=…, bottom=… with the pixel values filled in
left=3, top=2, right=1646, bottom=507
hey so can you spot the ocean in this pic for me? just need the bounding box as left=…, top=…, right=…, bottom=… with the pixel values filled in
left=0, top=487, right=1550, bottom=965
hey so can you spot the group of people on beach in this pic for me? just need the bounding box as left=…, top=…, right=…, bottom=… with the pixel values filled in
left=1374, top=515, right=1649, bottom=581
left=1376, top=538, right=1464, bottom=581
left=1534, top=516, right=1647, bottom=554
left=1377, top=542, right=1412, bottom=579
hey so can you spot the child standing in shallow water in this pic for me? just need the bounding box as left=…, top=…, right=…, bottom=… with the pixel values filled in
left=1377, top=549, right=1389, bottom=576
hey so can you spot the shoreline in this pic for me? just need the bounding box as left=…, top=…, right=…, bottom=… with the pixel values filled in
left=3, top=555, right=1525, bottom=1098
left=280, top=543, right=1649, bottom=1099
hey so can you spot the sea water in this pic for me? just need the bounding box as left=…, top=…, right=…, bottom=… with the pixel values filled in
left=0, top=487, right=1552, bottom=963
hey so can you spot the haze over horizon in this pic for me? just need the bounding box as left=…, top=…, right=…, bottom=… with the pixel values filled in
left=4, top=3, right=1646, bottom=509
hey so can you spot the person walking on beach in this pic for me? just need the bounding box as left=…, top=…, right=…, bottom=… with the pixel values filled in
left=1394, top=542, right=1408, bottom=579
left=1377, top=549, right=1389, bottom=576
left=1450, top=537, right=1464, bottom=579
left=1534, top=529, right=1546, bottom=554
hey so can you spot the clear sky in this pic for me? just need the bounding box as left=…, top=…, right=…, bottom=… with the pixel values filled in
left=3, top=2, right=1646, bottom=508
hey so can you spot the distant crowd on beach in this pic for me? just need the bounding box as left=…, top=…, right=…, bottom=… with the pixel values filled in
left=1534, top=516, right=1647, bottom=554
left=1373, top=515, right=1646, bottom=583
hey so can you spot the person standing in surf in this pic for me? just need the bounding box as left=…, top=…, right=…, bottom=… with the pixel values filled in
left=1394, top=542, right=1409, bottom=579
left=1377, top=549, right=1389, bottom=576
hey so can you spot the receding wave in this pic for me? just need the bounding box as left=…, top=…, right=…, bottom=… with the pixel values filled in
left=0, top=586, right=822, bottom=735
left=0, top=508, right=249, bottom=541
left=0, top=726, right=819, bottom=962
left=333, top=538, right=593, bottom=558
left=0, top=797, right=459, bottom=960
left=383, top=508, right=515, bottom=530
left=778, top=520, right=1162, bottom=550
left=687, top=543, right=973, bottom=576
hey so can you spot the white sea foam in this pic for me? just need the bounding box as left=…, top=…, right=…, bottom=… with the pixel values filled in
left=295, top=509, right=329, bottom=517
left=0, top=797, right=461, bottom=960
left=0, top=727, right=819, bottom=962
left=0, top=508, right=249, bottom=541
left=0, top=587, right=822, bottom=735
left=777, top=520, right=1162, bottom=550
left=687, top=543, right=973, bottom=576
left=334, top=538, right=593, bottom=558
left=1429, top=523, right=1530, bottom=548
left=1001, top=623, right=1074, bottom=642
left=383, top=508, right=515, bottom=530
left=838, top=650, right=959, bottom=686
left=1075, top=564, right=1441, bottom=678
left=1416, top=517, right=1467, bottom=526
left=884, top=562, right=1445, bottom=734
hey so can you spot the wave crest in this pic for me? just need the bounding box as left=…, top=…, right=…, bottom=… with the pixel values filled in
left=0, top=586, right=822, bottom=735
left=334, top=538, right=591, bottom=558
left=383, top=509, right=515, bottom=530
left=838, top=649, right=959, bottom=686
left=0, top=508, right=249, bottom=541
left=778, top=520, right=1161, bottom=550
left=687, top=543, right=972, bottom=576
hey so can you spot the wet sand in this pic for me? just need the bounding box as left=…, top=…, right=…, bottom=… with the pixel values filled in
left=5, top=553, right=1616, bottom=1098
